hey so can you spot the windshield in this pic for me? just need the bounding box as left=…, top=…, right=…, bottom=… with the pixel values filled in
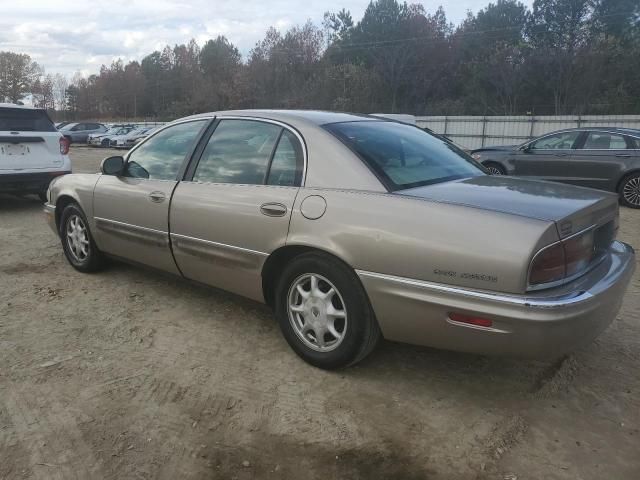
left=324, top=121, right=483, bottom=191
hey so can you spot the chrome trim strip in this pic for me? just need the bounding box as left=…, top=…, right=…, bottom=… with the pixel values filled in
left=446, top=318, right=511, bottom=334
left=355, top=270, right=593, bottom=308
left=94, top=216, right=167, bottom=235
left=170, top=233, right=269, bottom=257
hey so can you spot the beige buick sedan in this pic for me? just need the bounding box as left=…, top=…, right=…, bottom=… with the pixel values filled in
left=45, top=110, right=635, bottom=369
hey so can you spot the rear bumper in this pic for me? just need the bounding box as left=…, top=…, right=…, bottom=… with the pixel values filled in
left=0, top=171, right=70, bottom=193
left=358, top=241, right=635, bottom=358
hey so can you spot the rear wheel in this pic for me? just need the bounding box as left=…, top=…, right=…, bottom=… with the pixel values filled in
left=484, top=162, right=506, bottom=175
left=59, top=203, right=105, bottom=272
left=619, top=173, right=640, bottom=209
left=275, top=252, right=380, bottom=369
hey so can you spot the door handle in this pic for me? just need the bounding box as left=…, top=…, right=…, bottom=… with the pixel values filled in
left=615, top=154, right=632, bottom=158
left=149, top=191, right=166, bottom=203
left=553, top=153, right=569, bottom=157
left=260, top=203, right=287, bottom=217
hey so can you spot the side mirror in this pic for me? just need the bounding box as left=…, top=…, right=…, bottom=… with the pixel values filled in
left=100, top=156, right=125, bottom=176
left=521, top=144, right=532, bottom=153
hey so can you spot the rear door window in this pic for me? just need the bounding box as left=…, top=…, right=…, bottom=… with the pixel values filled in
left=581, top=132, right=630, bottom=149
left=192, top=119, right=282, bottom=185
left=0, top=108, right=56, bottom=132
left=266, top=130, right=303, bottom=186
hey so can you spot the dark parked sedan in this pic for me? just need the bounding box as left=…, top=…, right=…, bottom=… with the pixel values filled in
left=471, top=128, right=640, bottom=208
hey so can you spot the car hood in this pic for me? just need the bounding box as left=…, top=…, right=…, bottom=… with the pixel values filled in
left=399, top=175, right=618, bottom=236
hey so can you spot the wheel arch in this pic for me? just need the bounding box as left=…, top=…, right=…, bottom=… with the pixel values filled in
left=54, top=194, right=79, bottom=230
left=616, top=168, right=640, bottom=192
left=482, top=159, right=507, bottom=174
left=261, top=244, right=358, bottom=308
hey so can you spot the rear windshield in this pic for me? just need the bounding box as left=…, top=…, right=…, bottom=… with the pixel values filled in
left=324, top=121, right=483, bottom=190
left=0, top=108, right=56, bottom=132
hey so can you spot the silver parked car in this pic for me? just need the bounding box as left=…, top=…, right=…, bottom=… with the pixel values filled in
left=111, top=127, right=157, bottom=149
left=471, top=128, right=640, bottom=208
left=44, top=111, right=635, bottom=369
left=59, top=122, right=107, bottom=143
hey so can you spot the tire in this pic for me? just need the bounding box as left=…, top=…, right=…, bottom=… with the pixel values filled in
left=484, top=161, right=506, bottom=175
left=59, top=202, right=105, bottom=272
left=618, top=172, right=640, bottom=209
left=274, top=252, right=381, bottom=369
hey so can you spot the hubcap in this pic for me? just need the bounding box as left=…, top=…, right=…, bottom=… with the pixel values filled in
left=66, top=215, right=90, bottom=261
left=623, top=177, right=640, bottom=206
left=287, top=273, right=347, bottom=352
left=487, top=166, right=503, bottom=175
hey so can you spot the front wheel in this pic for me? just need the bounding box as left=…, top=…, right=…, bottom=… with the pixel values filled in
left=275, top=252, right=381, bottom=369
left=484, top=162, right=506, bottom=175
left=619, top=173, right=640, bottom=209
left=59, top=203, right=105, bottom=272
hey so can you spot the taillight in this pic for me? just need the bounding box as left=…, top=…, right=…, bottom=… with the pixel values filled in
left=529, top=242, right=565, bottom=285
left=564, top=230, right=595, bottom=277
left=59, top=136, right=70, bottom=155
left=529, top=229, right=596, bottom=288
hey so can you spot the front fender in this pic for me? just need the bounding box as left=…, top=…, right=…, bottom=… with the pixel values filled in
left=50, top=173, right=100, bottom=230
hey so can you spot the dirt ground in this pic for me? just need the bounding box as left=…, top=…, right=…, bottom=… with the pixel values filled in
left=1, top=146, right=639, bottom=480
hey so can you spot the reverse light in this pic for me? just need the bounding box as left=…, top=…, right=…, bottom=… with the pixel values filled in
left=59, top=136, right=70, bottom=155
left=448, top=312, right=493, bottom=328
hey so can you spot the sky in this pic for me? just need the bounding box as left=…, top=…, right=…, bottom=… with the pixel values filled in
left=0, top=0, right=532, bottom=78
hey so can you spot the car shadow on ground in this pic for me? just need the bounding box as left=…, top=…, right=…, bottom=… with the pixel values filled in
left=0, top=193, right=44, bottom=211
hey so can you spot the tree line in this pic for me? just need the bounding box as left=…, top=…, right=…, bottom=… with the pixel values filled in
left=1, top=0, right=638, bottom=120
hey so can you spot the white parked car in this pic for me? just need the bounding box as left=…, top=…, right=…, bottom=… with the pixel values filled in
left=0, top=103, right=71, bottom=201
left=110, top=127, right=156, bottom=149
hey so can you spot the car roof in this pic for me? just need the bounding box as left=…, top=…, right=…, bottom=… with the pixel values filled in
left=0, top=103, right=39, bottom=110
left=183, top=109, right=385, bottom=127
left=546, top=127, right=640, bottom=137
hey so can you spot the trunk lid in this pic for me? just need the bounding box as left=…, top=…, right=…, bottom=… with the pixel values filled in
left=399, top=175, right=619, bottom=239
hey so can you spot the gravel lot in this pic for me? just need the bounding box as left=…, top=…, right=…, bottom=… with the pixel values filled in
left=1, top=146, right=639, bottom=480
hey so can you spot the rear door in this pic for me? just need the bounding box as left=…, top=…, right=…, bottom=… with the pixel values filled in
left=170, top=118, right=304, bottom=301
left=514, top=130, right=581, bottom=181
left=92, top=119, right=209, bottom=273
left=568, top=130, right=636, bottom=191
left=0, top=107, right=66, bottom=172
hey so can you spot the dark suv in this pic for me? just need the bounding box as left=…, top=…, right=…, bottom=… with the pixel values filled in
left=471, top=128, right=640, bottom=208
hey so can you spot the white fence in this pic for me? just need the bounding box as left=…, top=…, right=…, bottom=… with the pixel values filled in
left=416, top=115, right=640, bottom=150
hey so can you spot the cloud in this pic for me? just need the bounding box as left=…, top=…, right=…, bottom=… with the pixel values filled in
left=0, top=0, right=529, bottom=78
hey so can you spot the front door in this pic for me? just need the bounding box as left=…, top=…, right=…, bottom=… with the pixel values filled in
left=514, top=130, right=581, bottom=181
left=170, top=118, right=304, bottom=301
left=93, top=119, right=209, bottom=273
